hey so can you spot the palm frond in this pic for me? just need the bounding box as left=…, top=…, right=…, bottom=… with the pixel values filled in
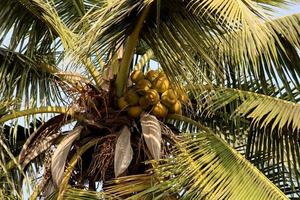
left=202, top=87, right=300, bottom=132
left=61, top=174, right=155, bottom=199
left=253, top=0, right=295, bottom=11
left=0, top=0, right=75, bottom=55
left=194, top=86, right=300, bottom=197
left=0, top=0, right=57, bottom=55
left=134, top=49, right=154, bottom=71
left=131, top=128, right=287, bottom=199
left=63, top=188, right=117, bottom=200
left=215, top=13, right=300, bottom=98
left=103, top=174, right=154, bottom=198
left=0, top=106, right=70, bottom=124
left=0, top=47, right=66, bottom=108
left=0, top=0, right=105, bottom=92
left=77, top=0, right=300, bottom=98
left=53, top=0, right=100, bottom=28
left=0, top=135, right=29, bottom=199
left=246, top=123, right=300, bottom=198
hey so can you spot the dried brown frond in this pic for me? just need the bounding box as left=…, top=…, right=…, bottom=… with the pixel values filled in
left=19, top=114, right=69, bottom=168
left=88, top=135, right=117, bottom=181
left=160, top=121, right=181, bottom=156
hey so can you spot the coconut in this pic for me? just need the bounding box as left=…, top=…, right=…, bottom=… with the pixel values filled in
left=176, top=89, right=189, bottom=104
left=117, top=97, right=129, bottom=110
left=139, top=96, right=151, bottom=110
left=157, top=71, right=166, bottom=78
left=151, top=102, right=168, bottom=118
left=161, top=89, right=177, bottom=108
left=124, top=90, right=139, bottom=106
left=153, top=76, right=169, bottom=93
left=130, top=70, right=144, bottom=83
left=145, top=89, right=160, bottom=105
left=127, top=106, right=143, bottom=118
left=146, top=70, right=159, bottom=83
left=169, top=100, right=182, bottom=114
left=136, top=79, right=152, bottom=95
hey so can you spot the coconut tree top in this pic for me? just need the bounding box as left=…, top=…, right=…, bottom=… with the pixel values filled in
left=0, top=0, right=300, bottom=199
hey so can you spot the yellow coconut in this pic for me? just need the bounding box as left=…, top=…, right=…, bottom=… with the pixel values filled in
left=136, top=79, right=152, bottom=95
left=176, top=89, right=189, bottom=104
left=153, top=76, right=169, bottom=93
left=157, top=71, right=166, bottom=78
left=127, top=106, right=143, bottom=118
left=117, top=97, right=129, bottom=110
left=139, top=96, right=151, bottom=110
left=145, top=89, right=160, bottom=105
left=124, top=90, right=139, bottom=106
left=130, top=70, right=144, bottom=83
left=151, top=102, right=168, bottom=118
left=146, top=70, right=159, bottom=82
left=169, top=100, right=182, bottom=114
left=161, top=89, right=177, bottom=108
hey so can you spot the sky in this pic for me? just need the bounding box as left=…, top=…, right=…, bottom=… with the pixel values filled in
left=275, top=3, right=300, bottom=16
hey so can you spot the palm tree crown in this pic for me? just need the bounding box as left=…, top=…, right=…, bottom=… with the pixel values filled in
left=0, top=0, right=300, bottom=199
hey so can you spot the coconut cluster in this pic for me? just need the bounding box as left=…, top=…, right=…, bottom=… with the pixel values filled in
left=117, top=70, right=189, bottom=118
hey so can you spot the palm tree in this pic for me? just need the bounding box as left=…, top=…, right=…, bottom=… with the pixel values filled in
left=0, top=0, right=300, bottom=199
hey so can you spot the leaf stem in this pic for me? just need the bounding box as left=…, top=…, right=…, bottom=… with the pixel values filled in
left=0, top=106, right=70, bottom=123
left=115, top=5, right=151, bottom=97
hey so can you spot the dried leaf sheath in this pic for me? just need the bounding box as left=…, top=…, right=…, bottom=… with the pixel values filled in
left=114, top=126, right=133, bottom=177
left=51, top=126, right=82, bottom=187
left=141, top=114, right=162, bottom=160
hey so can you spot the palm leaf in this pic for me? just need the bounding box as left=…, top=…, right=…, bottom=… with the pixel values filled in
left=0, top=0, right=58, bottom=55
left=0, top=47, right=64, bottom=108
left=216, top=13, right=300, bottom=99
left=62, top=187, right=120, bottom=200
left=75, top=0, right=300, bottom=95
left=0, top=0, right=75, bottom=54
left=202, top=87, right=300, bottom=132
left=130, top=127, right=287, bottom=199
left=0, top=136, right=30, bottom=199
left=0, top=106, right=70, bottom=124
left=53, top=0, right=99, bottom=27
left=193, top=86, right=300, bottom=197
left=103, top=174, right=154, bottom=198
left=246, top=123, right=300, bottom=198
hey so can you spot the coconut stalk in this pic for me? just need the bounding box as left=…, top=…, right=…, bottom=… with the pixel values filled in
left=115, top=4, right=151, bottom=97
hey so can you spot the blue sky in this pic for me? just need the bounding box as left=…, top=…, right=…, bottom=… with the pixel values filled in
left=276, top=3, right=300, bottom=16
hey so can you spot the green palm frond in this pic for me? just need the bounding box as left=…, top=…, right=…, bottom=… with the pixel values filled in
left=169, top=96, right=300, bottom=198
left=254, top=0, right=296, bottom=9
left=216, top=13, right=300, bottom=98
left=134, top=49, right=154, bottom=71
left=0, top=136, right=29, bottom=200
left=60, top=174, right=155, bottom=199
left=75, top=0, right=300, bottom=97
left=0, top=48, right=64, bottom=108
left=132, top=128, right=287, bottom=199
left=53, top=0, right=100, bottom=28
left=62, top=188, right=118, bottom=200
left=202, top=87, right=300, bottom=132
left=246, top=123, right=300, bottom=198
left=104, top=174, right=154, bottom=198
left=0, top=106, right=70, bottom=124
left=0, top=106, right=70, bottom=150
left=0, top=0, right=57, bottom=55
left=193, top=86, right=300, bottom=197
left=17, top=0, right=76, bottom=49
left=0, top=0, right=76, bottom=54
